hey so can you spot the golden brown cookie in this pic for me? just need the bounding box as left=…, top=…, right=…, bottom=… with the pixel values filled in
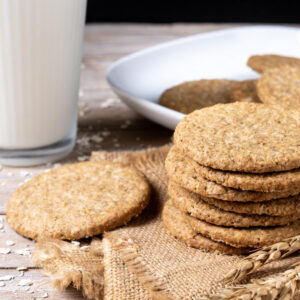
left=203, top=194, right=300, bottom=217
left=168, top=181, right=299, bottom=227
left=170, top=146, right=300, bottom=193
left=230, top=80, right=260, bottom=103
left=257, top=65, right=300, bottom=110
left=247, top=54, right=300, bottom=73
left=173, top=147, right=300, bottom=194
left=162, top=201, right=252, bottom=254
left=165, top=146, right=298, bottom=202
left=7, top=161, right=150, bottom=240
left=188, top=214, right=300, bottom=248
left=174, top=102, right=300, bottom=173
left=159, top=79, right=236, bottom=114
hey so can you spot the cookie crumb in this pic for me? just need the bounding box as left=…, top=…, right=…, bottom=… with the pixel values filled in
left=0, top=248, right=11, bottom=254
left=120, top=120, right=132, bottom=129
left=14, top=248, right=31, bottom=256
left=80, top=245, right=90, bottom=250
left=18, top=279, right=33, bottom=286
left=77, top=156, right=89, bottom=162
left=99, top=98, right=116, bottom=108
left=71, top=241, right=80, bottom=246
left=101, top=130, right=111, bottom=137
left=0, top=275, right=14, bottom=281
left=90, top=135, right=103, bottom=143
left=19, top=171, right=30, bottom=177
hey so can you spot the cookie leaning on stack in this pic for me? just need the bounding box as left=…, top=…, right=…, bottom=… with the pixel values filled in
left=162, top=102, right=300, bottom=254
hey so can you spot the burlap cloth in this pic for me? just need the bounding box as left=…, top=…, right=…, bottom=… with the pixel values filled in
left=32, top=145, right=299, bottom=299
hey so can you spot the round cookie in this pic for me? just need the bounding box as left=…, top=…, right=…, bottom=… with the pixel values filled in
left=162, top=201, right=252, bottom=254
left=168, top=181, right=299, bottom=227
left=247, top=54, right=300, bottom=74
left=174, top=102, right=300, bottom=173
left=7, top=161, right=150, bottom=240
left=257, top=65, right=300, bottom=110
left=230, top=80, right=260, bottom=103
left=165, top=146, right=298, bottom=202
left=187, top=213, right=300, bottom=248
left=171, top=148, right=300, bottom=193
left=159, top=79, right=236, bottom=114
left=204, top=194, right=300, bottom=217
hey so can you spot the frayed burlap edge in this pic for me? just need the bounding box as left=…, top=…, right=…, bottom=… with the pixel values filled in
left=32, top=238, right=104, bottom=300
left=104, top=236, right=173, bottom=300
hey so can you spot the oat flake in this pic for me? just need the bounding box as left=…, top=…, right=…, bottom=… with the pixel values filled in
left=18, top=279, right=33, bottom=286
left=0, top=275, right=14, bottom=281
left=0, top=248, right=11, bottom=254
left=6, top=240, right=15, bottom=246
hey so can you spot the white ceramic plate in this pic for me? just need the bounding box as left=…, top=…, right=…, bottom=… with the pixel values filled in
left=106, top=25, right=300, bottom=130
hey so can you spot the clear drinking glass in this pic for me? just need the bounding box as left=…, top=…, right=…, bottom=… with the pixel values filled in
left=0, top=0, right=87, bottom=166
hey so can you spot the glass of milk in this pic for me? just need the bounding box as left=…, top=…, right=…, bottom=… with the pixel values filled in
left=0, top=0, right=87, bottom=166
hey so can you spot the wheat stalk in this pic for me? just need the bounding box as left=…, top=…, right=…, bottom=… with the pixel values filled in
left=203, top=261, right=300, bottom=300
left=224, top=235, right=300, bottom=282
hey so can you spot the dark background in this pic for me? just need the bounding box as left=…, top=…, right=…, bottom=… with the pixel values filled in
left=86, top=0, right=300, bottom=23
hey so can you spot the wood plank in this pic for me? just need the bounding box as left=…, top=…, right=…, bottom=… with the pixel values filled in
left=0, top=269, right=84, bottom=299
left=84, top=23, right=236, bottom=38
left=0, top=218, right=35, bottom=268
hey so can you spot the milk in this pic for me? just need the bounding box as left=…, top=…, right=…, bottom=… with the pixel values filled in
left=0, top=0, right=87, bottom=164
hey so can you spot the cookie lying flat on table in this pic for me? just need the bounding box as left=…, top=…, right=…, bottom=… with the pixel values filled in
left=168, top=181, right=299, bottom=227
left=247, top=54, right=300, bottom=73
left=204, top=194, right=300, bottom=217
left=7, top=161, right=150, bottom=240
left=165, top=146, right=298, bottom=202
left=257, top=65, right=300, bottom=110
left=159, top=79, right=236, bottom=114
left=188, top=214, right=300, bottom=248
left=174, top=102, right=300, bottom=173
left=230, top=80, right=260, bottom=103
left=162, top=201, right=252, bottom=255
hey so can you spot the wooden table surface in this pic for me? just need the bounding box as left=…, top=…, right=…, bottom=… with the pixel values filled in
left=0, top=23, right=237, bottom=299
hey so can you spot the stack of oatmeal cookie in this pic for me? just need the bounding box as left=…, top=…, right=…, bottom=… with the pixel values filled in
left=163, top=102, right=300, bottom=254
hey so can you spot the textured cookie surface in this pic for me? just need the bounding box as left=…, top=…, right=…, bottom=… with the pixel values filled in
left=257, top=65, right=300, bottom=110
left=174, top=102, right=300, bottom=173
left=187, top=212, right=300, bottom=248
left=7, top=161, right=150, bottom=240
left=162, top=201, right=251, bottom=254
left=165, top=146, right=297, bottom=202
left=247, top=54, right=300, bottom=73
left=204, top=194, right=300, bottom=217
left=172, top=147, right=300, bottom=193
left=159, top=79, right=236, bottom=114
left=230, top=80, right=260, bottom=103
left=168, top=181, right=299, bottom=227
